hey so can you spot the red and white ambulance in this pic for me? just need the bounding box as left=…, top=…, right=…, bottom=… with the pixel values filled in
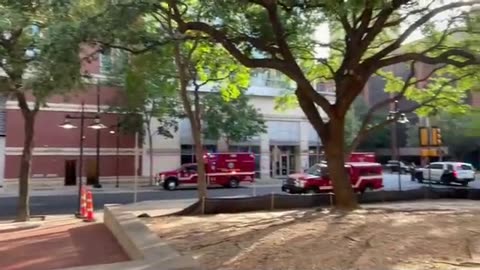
left=281, top=153, right=383, bottom=194
left=156, top=152, right=256, bottom=190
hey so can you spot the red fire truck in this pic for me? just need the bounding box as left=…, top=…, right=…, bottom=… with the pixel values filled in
left=156, top=152, right=256, bottom=190
left=282, top=153, right=383, bottom=194
left=349, top=152, right=376, bottom=162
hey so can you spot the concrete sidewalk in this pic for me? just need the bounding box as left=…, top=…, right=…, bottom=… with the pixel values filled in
left=0, top=215, right=128, bottom=270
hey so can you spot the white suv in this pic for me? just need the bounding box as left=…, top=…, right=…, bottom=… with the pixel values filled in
left=416, top=162, right=476, bottom=186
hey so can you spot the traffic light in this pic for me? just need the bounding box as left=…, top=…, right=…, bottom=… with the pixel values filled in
left=431, top=127, right=442, bottom=146
left=419, top=127, right=429, bottom=147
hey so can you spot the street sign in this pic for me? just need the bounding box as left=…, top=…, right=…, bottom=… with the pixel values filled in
left=420, top=148, right=440, bottom=157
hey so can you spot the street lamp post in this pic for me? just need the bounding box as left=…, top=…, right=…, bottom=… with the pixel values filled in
left=109, top=122, right=121, bottom=188
left=387, top=100, right=409, bottom=191
left=94, top=82, right=102, bottom=188
left=59, top=102, right=107, bottom=218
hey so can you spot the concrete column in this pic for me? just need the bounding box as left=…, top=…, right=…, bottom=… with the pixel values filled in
left=142, top=118, right=181, bottom=177
left=216, top=136, right=229, bottom=152
left=297, top=121, right=309, bottom=172
left=260, top=132, right=270, bottom=180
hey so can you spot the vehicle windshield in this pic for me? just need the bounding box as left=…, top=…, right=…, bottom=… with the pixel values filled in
left=180, top=164, right=197, bottom=172
left=306, top=164, right=325, bottom=176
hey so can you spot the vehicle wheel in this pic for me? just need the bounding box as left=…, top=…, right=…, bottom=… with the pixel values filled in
left=306, top=189, right=317, bottom=194
left=400, top=168, right=406, bottom=174
left=361, top=185, right=374, bottom=194
left=462, top=182, right=469, bottom=187
left=440, top=175, right=450, bottom=185
left=164, top=178, right=178, bottom=191
left=229, top=178, right=239, bottom=188
left=415, top=173, right=423, bottom=183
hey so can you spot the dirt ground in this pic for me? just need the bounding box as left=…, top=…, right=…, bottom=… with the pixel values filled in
left=148, top=200, right=480, bottom=270
left=0, top=219, right=129, bottom=270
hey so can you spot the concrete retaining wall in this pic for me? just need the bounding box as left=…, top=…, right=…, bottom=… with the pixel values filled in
left=178, top=187, right=480, bottom=215
left=62, top=204, right=201, bottom=270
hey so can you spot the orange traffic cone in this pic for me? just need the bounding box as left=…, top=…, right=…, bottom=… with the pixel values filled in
left=84, top=190, right=95, bottom=222
left=80, top=186, right=87, bottom=218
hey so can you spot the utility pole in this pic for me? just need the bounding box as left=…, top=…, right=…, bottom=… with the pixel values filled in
left=391, top=100, right=399, bottom=161
left=133, top=131, right=139, bottom=203
left=94, top=81, right=102, bottom=188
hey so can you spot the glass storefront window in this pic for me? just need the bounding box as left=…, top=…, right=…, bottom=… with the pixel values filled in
left=180, top=144, right=217, bottom=164
left=308, top=146, right=324, bottom=167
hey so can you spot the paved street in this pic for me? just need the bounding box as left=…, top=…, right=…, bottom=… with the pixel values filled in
left=0, top=185, right=277, bottom=219
left=0, top=174, right=478, bottom=219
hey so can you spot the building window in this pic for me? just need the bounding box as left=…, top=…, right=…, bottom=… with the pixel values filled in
left=180, top=145, right=194, bottom=164
left=251, top=69, right=289, bottom=88
left=308, top=146, right=324, bottom=167
left=100, top=48, right=113, bottom=75
left=180, top=144, right=217, bottom=165
left=316, top=81, right=335, bottom=94
left=99, top=48, right=128, bottom=75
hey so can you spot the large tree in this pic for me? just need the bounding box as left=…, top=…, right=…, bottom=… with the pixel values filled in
left=159, top=0, right=480, bottom=209
left=81, top=2, right=250, bottom=200
left=0, top=1, right=84, bottom=221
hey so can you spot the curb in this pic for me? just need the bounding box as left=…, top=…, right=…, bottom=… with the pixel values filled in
left=60, top=203, right=200, bottom=270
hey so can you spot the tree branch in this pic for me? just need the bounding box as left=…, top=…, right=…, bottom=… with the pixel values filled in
left=357, top=0, right=408, bottom=58
left=348, top=70, right=475, bottom=152
left=277, top=0, right=325, bottom=12
left=295, top=87, right=328, bottom=140
left=169, top=5, right=333, bottom=117
left=253, top=0, right=293, bottom=60
left=382, top=1, right=435, bottom=28
left=95, top=40, right=172, bottom=55
left=348, top=61, right=417, bottom=153
left=355, top=0, right=374, bottom=35
left=377, top=48, right=480, bottom=69
left=365, top=0, right=480, bottom=65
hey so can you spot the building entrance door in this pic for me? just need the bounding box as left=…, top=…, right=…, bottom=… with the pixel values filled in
left=271, top=145, right=297, bottom=178
left=64, top=160, right=76, bottom=186
left=280, top=154, right=289, bottom=176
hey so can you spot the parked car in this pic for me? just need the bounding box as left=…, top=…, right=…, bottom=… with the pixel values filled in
left=156, top=152, right=255, bottom=190
left=386, top=160, right=413, bottom=174
left=281, top=161, right=383, bottom=194
left=414, top=162, right=476, bottom=186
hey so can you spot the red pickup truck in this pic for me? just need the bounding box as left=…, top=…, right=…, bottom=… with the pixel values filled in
left=156, top=152, right=255, bottom=190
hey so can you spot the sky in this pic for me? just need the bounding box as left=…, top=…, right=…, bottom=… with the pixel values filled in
left=313, top=0, right=475, bottom=59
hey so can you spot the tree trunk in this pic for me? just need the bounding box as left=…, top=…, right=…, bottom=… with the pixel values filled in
left=171, top=38, right=207, bottom=200
left=16, top=109, right=36, bottom=222
left=324, top=118, right=359, bottom=210
left=192, top=124, right=207, bottom=199
left=147, top=125, right=154, bottom=186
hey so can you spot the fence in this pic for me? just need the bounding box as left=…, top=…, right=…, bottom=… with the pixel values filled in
left=177, top=187, right=480, bottom=215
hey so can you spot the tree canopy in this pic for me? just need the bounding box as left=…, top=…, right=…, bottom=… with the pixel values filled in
left=0, top=0, right=84, bottom=102
left=203, top=92, right=266, bottom=146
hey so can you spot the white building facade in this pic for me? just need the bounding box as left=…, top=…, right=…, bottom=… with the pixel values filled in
left=141, top=72, right=334, bottom=180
